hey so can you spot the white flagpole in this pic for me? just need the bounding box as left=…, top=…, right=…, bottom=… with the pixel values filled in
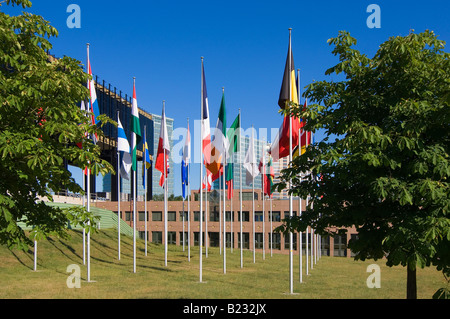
left=219, top=168, right=222, bottom=256
left=163, top=101, right=168, bottom=267
left=288, top=28, right=294, bottom=294
left=297, top=68, right=302, bottom=283
left=187, top=118, right=191, bottom=262
left=144, top=125, right=148, bottom=257
left=270, top=196, right=273, bottom=257
left=252, top=125, right=256, bottom=264
left=239, top=108, right=243, bottom=268
left=82, top=168, right=86, bottom=265
left=199, top=57, right=204, bottom=283
left=262, top=138, right=265, bottom=261
left=223, top=153, right=227, bottom=274
left=34, top=239, right=37, bottom=271
left=132, top=77, right=137, bottom=274
left=230, top=181, right=233, bottom=253
left=87, top=167, right=91, bottom=281
left=205, top=176, right=208, bottom=258
left=117, top=110, right=121, bottom=261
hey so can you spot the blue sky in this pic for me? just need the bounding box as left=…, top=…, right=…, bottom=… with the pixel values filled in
left=4, top=0, right=449, bottom=196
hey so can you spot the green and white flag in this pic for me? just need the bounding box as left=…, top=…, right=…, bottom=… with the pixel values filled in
left=131, top=79, right=142, bottom=171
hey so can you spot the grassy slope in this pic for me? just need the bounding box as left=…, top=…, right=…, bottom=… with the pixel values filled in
left=0, top=229, right=445, bottom=299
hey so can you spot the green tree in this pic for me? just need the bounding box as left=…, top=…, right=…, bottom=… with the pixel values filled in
left=0, top=0, right=114, bottom=249
left=275, top=30, right=450, bottom=299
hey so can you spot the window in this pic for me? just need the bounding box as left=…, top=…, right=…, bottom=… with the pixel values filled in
left=237, top=211, right=249, bottom=222
left=241, top=192, right=258, bottom=201
left=194, top=211, right=205, bottom=221
left=152, top=231, right=162, bottom=244
left=284, top=233, right=297, bottom=250
left=237, top=232, right=250, bottom=249
left=255, top=233, right=264, bottom=249
left=210, top=208, right=220, bottom=222
left=139, top=211, right=147, bottom=221
left=226, top=211, right=234, bottom=222
left=225, top=233, right=233, bottom=248
left=268, top=233, right=281, bottom=250
left=180, top=211, right=189, bottom=221
left=334, top=234, right=347, bottom=257
left=168, top=231, right=176, bottom=245
left=139, top=231, right=148, bottom=240
left=125, top=211, right=131, bottom=221
left=284, top=211, right=297, bottom=219
left=271, top=211, right=281, bottom=222
left=168, top=211, right=176, bottom=222
left=179, top=232, right=188, bottom=246
left=209, top=232, right=219, bottom=247
left=152, top=211, right=162, bottom=221
left=194, top=232, right=205, bottom=246
left=255, top=211, right=263, bottom=222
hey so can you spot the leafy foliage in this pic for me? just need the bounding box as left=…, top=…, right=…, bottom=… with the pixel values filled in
left=275, top=30, right=449, bottom=297
left=0, top=0, right=114, bottom=249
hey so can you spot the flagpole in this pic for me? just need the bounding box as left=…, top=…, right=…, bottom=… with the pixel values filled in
left=163, top=100, right=168, bottom=267
left=223, top=149, right=227, bottom=274
left=82, top=166, right=86, bottom=265
left=144, top=125, right=148, bottom=256
left=117, top=110, right=121, bottom=261
left=199, top=57, right=204, bottom=283
left=187, top=118, right=191, bottom=262
left=252, top=125, right=255, bottom=264
left=288, top=28, right=294, bottom=294
left=86, top=43, right=92, bottom=283
left=297, top=68, right=302, bottom=282
left=205, top=179, right=208, bottom=258
left=239, top=108, right=243, bottom=269
left=132, top=77, right=137, bottom=274
left=219, top=167, right=222, bottom=256
left=262, top=138, right=265, bottom=261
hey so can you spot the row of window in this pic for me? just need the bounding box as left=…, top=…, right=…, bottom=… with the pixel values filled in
left=119, top=211, right=300, bottom=222
left=139, top=232, right=349, bottom=256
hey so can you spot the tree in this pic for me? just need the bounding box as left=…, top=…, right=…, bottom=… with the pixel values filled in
left=275, top=30, right=450, bottom=299
left=0, top=0, right=114, bottom=250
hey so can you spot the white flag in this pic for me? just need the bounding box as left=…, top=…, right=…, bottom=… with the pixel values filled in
left=243, top=133, right=259, bottom=185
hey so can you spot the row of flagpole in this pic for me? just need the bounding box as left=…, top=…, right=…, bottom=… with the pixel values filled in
left=70, top=27, right=322, bottom=292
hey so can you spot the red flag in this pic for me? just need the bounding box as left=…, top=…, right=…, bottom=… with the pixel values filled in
left=155, top=103, right=170, bottom=187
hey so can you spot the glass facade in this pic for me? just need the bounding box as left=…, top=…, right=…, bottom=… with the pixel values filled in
left=86, top=76, right=177, bottom=200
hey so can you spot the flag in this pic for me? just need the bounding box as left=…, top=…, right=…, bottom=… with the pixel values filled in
left=201, top=61, right=211, bottom=165
left=243, top=132, right=259, bottom=185
left=202, top=167, right=212, bottom=191
left=130, top=80, right=142, bottom=172
left=299, top=99, right=311, bottom=155
left=87, top=57, right=100, bottom=145
left=117, top=117, right=132, bottom=181
left=155, top=102, right=170, bottom=187
left=262, top=156, right=274, bottom=197
left=142, top=129, right=151, bottom=188
left=278, top=30, right=298, bottom=109
left=270, top=29, right=301, bottom=161
left=225, top=114, right=239, bottom=199
left=206, top=92, right=229, bottom=181
left=269, top=114, right=300, bottom=162
left=182, top=123, right=191, bottom=199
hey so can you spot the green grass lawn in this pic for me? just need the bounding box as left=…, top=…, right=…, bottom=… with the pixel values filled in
left=0, top=229, right=445, bottom=299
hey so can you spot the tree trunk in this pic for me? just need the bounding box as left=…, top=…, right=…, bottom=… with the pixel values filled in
left=407, top=263, right=417, bottom=299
